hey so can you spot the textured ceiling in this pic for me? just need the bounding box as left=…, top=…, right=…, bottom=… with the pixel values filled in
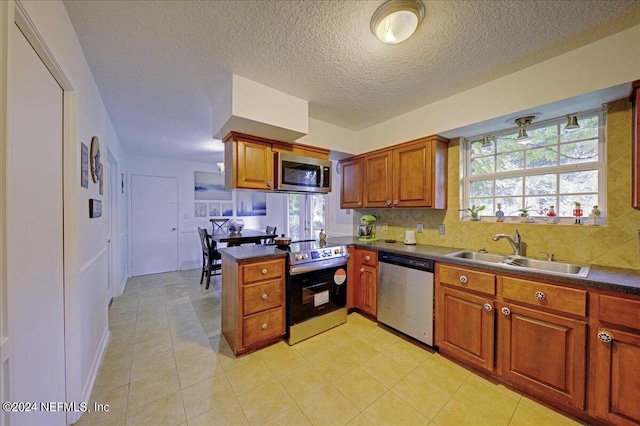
left=63, top=0, right=640, bottom=162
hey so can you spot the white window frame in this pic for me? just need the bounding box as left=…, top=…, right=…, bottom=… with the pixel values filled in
left=461, top=109, right=607, bottom=225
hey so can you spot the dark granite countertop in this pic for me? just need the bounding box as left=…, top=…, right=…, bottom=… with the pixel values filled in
left=328, top=236, right=640, bottom=296
left=218, top=236, right=640, bottom=295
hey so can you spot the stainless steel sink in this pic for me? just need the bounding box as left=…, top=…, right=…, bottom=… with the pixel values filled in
left=501, top=257, right=590, bottom=277
left=447, top=251, right=508, bottom=263
left=446, top=251, right=590, bottom=278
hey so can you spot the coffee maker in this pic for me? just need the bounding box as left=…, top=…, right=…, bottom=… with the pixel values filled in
left=357, top=215, right=378, bottom=242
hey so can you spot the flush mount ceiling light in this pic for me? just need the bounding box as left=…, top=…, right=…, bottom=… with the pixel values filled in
left=514, top=116, right=535, bottom=145
left=565, top=114, right=580, bottom=131
left=371, top=0, right=426, bottom=44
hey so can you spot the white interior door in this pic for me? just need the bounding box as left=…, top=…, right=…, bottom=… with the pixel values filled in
left=5, top=22, right=66, bottom=425
left=131, top=175, right=178, bottom=276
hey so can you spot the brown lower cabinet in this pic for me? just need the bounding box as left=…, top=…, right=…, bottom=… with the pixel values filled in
left=221, top=255, right=286, bottom=356
left=349, top=247, right=378, bottom=318
left=436, top=262, right=640, bottom=425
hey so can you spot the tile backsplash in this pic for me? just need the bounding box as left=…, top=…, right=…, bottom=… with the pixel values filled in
left=353, top=99, right=640, bottom=270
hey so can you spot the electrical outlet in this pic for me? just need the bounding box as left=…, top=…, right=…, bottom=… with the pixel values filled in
left=417, top=223, right=423, bottom=233
left=438, top=224, right=445, bottom=235
left=345, top=209, right=350, bottom=215
left=382, top=222, right=388, bottom=231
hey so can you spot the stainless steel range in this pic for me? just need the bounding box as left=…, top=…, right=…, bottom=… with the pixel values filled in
left=285, top=241, right=349, bottom=345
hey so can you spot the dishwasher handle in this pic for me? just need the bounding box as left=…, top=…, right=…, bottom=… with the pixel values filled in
left=378, top=251, right=435, bottom=272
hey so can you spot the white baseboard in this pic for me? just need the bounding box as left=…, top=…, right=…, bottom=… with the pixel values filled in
left=118, top=275, right=128, bottom=296
left=70, top=327, right=110, bottom=425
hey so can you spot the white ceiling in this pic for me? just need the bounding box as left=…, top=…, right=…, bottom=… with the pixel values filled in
left=63, top=1, right=640, bottom=163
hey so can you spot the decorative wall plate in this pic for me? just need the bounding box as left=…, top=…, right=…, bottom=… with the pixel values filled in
left=90, top=136, right=100, bottom=183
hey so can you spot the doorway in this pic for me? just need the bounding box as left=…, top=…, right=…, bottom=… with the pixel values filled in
left=130, top=174, right=179, bottom=276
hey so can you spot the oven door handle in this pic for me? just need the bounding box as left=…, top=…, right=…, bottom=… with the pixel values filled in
left=289, top=257, right=348, bottom=276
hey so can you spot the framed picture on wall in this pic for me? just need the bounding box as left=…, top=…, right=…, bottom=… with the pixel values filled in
left=221, top=202, right=233, bottom=217
left=194, top=202, right=207, bottom=217
left=208, top=202, right=221, bottom=217
left=194, top=171, right=232, bottom=200
left=237, top=191, right=267, bottom=216
left=81, top=142, right=89, bottom=189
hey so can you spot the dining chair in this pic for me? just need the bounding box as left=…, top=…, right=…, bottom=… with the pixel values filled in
left=258, top=226, right=277, bottom=245
left=198, top=227, right=222, bottom=289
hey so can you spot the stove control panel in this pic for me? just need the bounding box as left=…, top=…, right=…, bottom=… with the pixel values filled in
left=289, top=245, right=348, bottom=265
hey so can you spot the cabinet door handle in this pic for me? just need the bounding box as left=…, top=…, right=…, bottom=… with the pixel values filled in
left=261, top=268, right=268, bottom=275
left=483, top=303, right=493, bottom=312
left=267, top=181, right=272, bottom=188
left=261, top=293, right=268, bottom=300
left=393, top=200, right=399, bottom=206
left=357, top=201, right=362, bottom=206
left=365, top=255, right=370, bottom=261
left=597, top=331, right=613, bottom=343
left=459, top=275, right=468, bottom=284
left=501, top=307, right=511, bottom=316
left=360, top=267, right=365, bottom=273
left=386, top=200, right=392, bottom=206
left=261, top=323, right=268, bottom=330
left=534, top=291, right=545, bottom=301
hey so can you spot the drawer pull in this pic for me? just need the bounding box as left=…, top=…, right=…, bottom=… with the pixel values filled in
left=365, top=255, right=370, bottom=261
left=534, top=291, right=545, bottom=301
left=261, top=293, right=268, bottom=301
left=597, top=331, right=613, bottom=343
left=459, top=275, right=468, bottom=284
left=261, top=323, right=268, bottom=330
left=261, top=268, right=268, bottom=275
left=483, top=303, right=493, bottom=312
left=501, top=307, right=511, bottom=316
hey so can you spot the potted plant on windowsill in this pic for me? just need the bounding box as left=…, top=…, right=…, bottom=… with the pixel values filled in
left=465, top=204, right=485, bottom=221
left=517, top=207, right=534, bottom=223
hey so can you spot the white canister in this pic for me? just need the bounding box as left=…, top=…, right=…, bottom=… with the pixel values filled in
left=404, top=230, right=417, bottom=245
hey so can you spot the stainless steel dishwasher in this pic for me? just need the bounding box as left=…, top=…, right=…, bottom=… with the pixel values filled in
left=378, top=251, right=435, bottom=346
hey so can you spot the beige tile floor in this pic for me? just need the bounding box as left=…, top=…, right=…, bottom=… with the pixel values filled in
left=76, top=269, right=585, bottom=426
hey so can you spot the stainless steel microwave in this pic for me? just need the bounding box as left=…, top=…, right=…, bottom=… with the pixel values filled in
left=275, top=152, right=332, bottom=193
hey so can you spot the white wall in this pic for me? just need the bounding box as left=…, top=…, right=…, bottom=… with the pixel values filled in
left=10, top=1, right=127, bottom=423
left=127, top=155, right=288, bottom=270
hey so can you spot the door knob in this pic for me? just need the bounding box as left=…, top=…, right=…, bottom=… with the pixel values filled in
left=171, top=227, right=176, bottom=231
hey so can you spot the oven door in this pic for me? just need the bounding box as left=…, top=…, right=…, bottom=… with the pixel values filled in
left=287, top=262, right=347, bottom=326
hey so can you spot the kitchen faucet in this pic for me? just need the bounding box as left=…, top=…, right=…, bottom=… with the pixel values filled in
left=492, top=229, right=521, bottom=256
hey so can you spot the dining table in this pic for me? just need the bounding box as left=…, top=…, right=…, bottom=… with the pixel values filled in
left=210, top=228, right=278, bottom=247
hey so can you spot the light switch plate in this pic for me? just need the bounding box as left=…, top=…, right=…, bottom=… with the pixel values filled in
left=438, top=224, right=445, bottom=235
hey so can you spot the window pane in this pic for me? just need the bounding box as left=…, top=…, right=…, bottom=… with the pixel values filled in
left=526, top=146, right=558, bottom=169
left=470, top=139, right=494, bottom=157
left=288, top=194, right=301, bottom=240
left=559, top=194, right=599, bottom=217
left=562, top=115, right=598, bottom=142
left=525, top=174, right=556, bottom=195
left=471, top=156, right=494, bottom=175
left=527, top=124, right=557, bottom=148
left=560, top=139, right=598, bottom=165
left=525, top=196, right=557, bottom=216
left=470, top=180, right=493, bottom=197
left=495, top=197, right=522, bottom=215
left=496, top=133, right=520, bottom=153
left=496, top=177, right=522, bottom=196
left=559, top=170, right=598, bottom=194
left=496, top=151, right=524, bottom=172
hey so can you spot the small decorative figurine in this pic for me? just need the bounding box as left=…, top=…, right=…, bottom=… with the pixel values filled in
left=495, top=203, right=505, bottom=222
left=319, top=228, right=327, bottom=241
left=546, top=205, right=557, bottom=217
left=590, top=205, right=601, bottom=226
left=573, top=202, right=583, bottom=225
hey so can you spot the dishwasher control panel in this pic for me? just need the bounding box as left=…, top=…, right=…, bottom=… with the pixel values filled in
left=378, top=252, right=434, bottom=272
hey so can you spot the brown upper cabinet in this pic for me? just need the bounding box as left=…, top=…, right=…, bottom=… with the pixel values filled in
left=631, top=80, right=640, bottom=209
left=223, top=132, right=330, bottom=191
left=339, top=135, right=448, bottom=209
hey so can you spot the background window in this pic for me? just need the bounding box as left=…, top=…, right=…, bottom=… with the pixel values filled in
left=463, top=111, right=605, bottom=221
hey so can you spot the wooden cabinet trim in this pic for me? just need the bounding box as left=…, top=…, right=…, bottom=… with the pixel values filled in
left=631, top=80, right=640, bottom=209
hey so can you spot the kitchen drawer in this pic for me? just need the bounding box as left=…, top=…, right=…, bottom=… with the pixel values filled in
left=502, top=277, right=587, bottom=317
left=358, top=249, right=378, bottom=266
left=242, top=259, right=284, bottom=284
left=598, top=294, right=640, bottom=330
left=242, top=307, right=284, bottom=347
left=438, top=264, right=495, bottom=296
left=243, top=279, right=283, bottom=315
